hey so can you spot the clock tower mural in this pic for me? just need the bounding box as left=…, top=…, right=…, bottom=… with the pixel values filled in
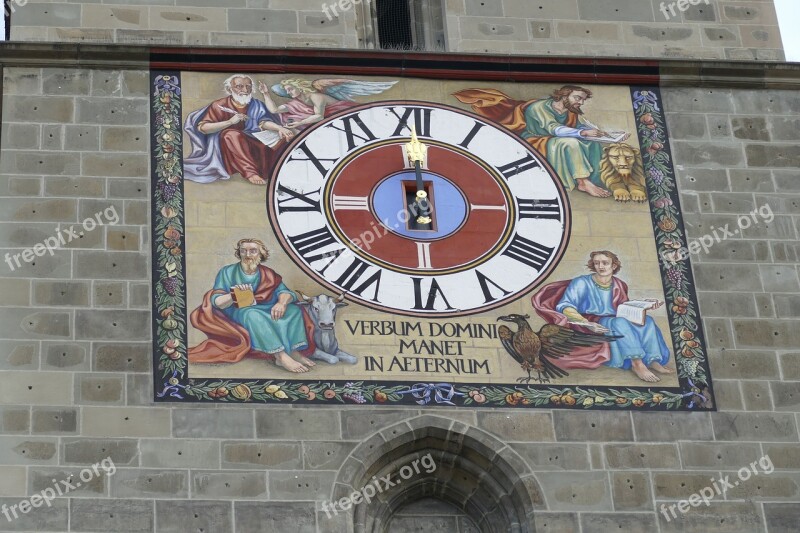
left=151, top=71, right=714, bottom=411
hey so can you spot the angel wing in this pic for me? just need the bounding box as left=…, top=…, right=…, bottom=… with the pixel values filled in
left=537, top=324, right=621, bottom=360
left=498, top=325, right=523, bottom=366
left=312, top=79, right=398, bottom=101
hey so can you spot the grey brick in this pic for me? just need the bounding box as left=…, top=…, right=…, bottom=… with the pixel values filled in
left=155, top=501, right=233, bottom=533
left=340, top=409, right=416, bottom=439
left=228, top=9, right=298, bottom=32
left=611, top=471, right=653, bottom=511
left=31, top=408, right=78, bottom=434
left=712, top=412, right=797, bottom=441
left=742, top=380, right=773, bottom=411
left=0, top=437, right=57, bottom=464
left=173, top=408, right=255, bottom=439
left=554, top=411, right=634, bottom=442
left=192, top=471, right=267, bottom=499
left=140, top=439, right=219, bottom=469
left=33, top=280, right=89, bottom=307
left=765, top=503, right=800, bottom=532
left=708, top=350, right=779, bottom=379
left=679, top=442, right=762, bottom=468
left=74, top=251, right=147, bottom=280
left=509, top=443, right=590, bottom=471
left=659, top=502, right=762, bottom=532
left=222, top=441, right=302, bottom=469
left=537, top=471, right=611, bottom=511
left=268, top=470, right=336, bottom=500
left=75, top=310, right=149, bottom=341
left=63, top=438, right=139, bottom=466
left=42, top=342, right=89, bottom=370
left=256, top=409, right=340, bottom=440
left=605, top=444, right=680, bottom=469
left=234, top=502, right=316, bottom=533
left=478, top=411, right=555, bottom=441
left=632, top=412, right=713, bottom=441
left=70, top=499, right=154, bottom=532
left=93, top=343, right=151, bottom=372
left=581, top=513, right=656, bottom=533
left=29, top=467, right=106, bottom=496
left=77, top=374, right=125, bottom=404
left=0, top=407, right=30, bottom=434
left=0, top=496, right=68, bottom=531
left=111, top=469, right=188, bottom=498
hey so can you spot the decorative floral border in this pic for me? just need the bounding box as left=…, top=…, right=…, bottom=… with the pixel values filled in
left=150, top=72, right=714, bottom=410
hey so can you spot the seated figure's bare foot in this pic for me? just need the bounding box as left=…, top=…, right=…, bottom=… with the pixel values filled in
left=274, top=351, right=309, bottom=373
left=650, top=362, right=675, bottom=374
left=292, top=353, right=316, bottom=367
left=631, top=359, right=660, bottom=382
left=246, top=174, right=266, bottom=185
left=577, top=178, right=612, bottom=198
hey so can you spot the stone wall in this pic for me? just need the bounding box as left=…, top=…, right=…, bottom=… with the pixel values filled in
left=0, top=61, right=798, bottom=531
left=9, top=0, right=786, bottom=61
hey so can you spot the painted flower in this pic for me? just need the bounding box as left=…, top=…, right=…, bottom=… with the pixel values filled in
left=632, top=398, right=646, bottom=407
left=168, top=377, right=179, bottom=386
left=298, top=385, right=310, bottom=394
left=652, top=394, right=663, bottom=404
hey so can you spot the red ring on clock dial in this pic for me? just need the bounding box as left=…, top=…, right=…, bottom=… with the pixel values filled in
left=328, top=143, right=511, bottom=273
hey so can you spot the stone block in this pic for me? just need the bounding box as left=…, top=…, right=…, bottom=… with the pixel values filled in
left=710, top=350, right=781, bottom=380
left=192, top=471, right=267, bottom=499
left=44, top=176, right=105, bottom=198
left=64, top=125, right=100, bottom=151
left=733, top=319, right=800, bottom=349
left=0, top=466, right=27, bottom=496
left=2, top=176, right=42, bottom=196
left=3, top=68, right=42, bottom=95
left=702, top=317, right=735, bottom=349
left=663, top=88, right=733, bottom=114
left=763, top=444, right=800, bottom=470
left=77, top=374, right=125, bottom=404
left=580, top=512, right=656, bottom=533
left=537, top=471, right=612, bottom=511
left=611, top=471, right=653, bottom=511
left=765, top=502, right=800, bottom=532
left=509, top=443, right=590, bottom=471
left=665, top=112, right=706, bottom=138
left=13, top=3, right=82, bottom=27
left=33, top=280, right=90, bottom=307
left=62, top=437, right=139, bottom=466
left=109, top=179, right=149, bottom=199
left=173, top=408, right=255, bottom=439
left=741, top=381, right=773, bottom=411
left=75, top=96, right=148, bottom=126
left=465, top=0, right=503, bottom=17
left=680, top=442, right=762, bottom=469
left=82, top=152, right=149, bottom=178
left=658, top=502, right=762, bottom=533
left=0, top=371, right=72, bottom=405
left=124, top=200, right=148, bottom=224
left=755, top=293, right=776, bottom=318
left=74, top=250, right=147, bottom=281
left=228, top=9, right=298, bottom=32
left=653, top=471, right=720, bottom=498
left=533, top=512, right=579, bottom=533
left=676, top=168, right=728, bottom=192
left=256, top=408, right=341, bottom=440
left=29, top=467, right=106, bottom=497
left=221, top=441, right=302, bottom=469
left=31, top=408, right=78, bottom=434
left=82, top=407, right=171, bottom=438
left=0, top=279, right=31, bottom=307
left=671, top=141, right=744, bottom=167
left=529, top=21, right=552, bottom=39
left=477, top=411, right=555, bottom=441
left=711, top=412, right=797, bottom=441
left=70, top=499, right=154, bottom=532
left=779, top=353, right=800, bottom=380
left=299, top=13, right=346, bottom=35
left=711, top=379, right=744, bottom=411
left=731, top=116, right=770, bottom=141
left=155, top=500, right=233, bottom=533
left=92, top=280, right=127, bottom=306
left=0, top=407, right=30, bottom=434
left=42, top=124, right=63, bottom=150
left=759, top=265, right=800, bottom=292
left=117, top=29, right=185, bottom=45
left=555, top=21, right=621, bottom=42
left=129, top=282, right=150, bottom=307
left=3, top=95, right=74, bottom=123
left=0, top=496, right=68, bottom=530
left=771, top=382, right=800, bottom=411
left=340, top=409, right=416, bottom=439
left=93, top=343, right=151, bottom=372
left=126, top=374, right=152, bottom=406
left=696, top=292, right=756, bottom=317
left=554, top=411, right=634, bottom=442
left=234, top=501, right=317, bottom=533
left=1, top=122, right=40, bottom=149
left=0, top=197, right=77, bottom=223
left=75, top=309, right=149, bottom=341
left=725, top=471, right=800, bottom=500
left=605, top=444, right=680, bottom=469
left=102, top=125, right=149, bottom=152
left=0, top=341, right=38, bottom=370
left=632, top=412, right=713, bottom=441
left=269, top=470, right=336, bottom=500
left=746, top=144, right=800, bottom=168
left=140, top=439, right=220, bottom=469
left=0, top=437, right=57, bottom=464
left=111, top=469, right=189, bottom=498
left=303, top=441, right=358, bottom=470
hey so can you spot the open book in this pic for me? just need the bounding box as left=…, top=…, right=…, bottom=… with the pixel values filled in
left=615, top=300, right=656, bottom=326
left=594, top=130, right=628, bottom=143
left=248, top=129, right=282, bottom=148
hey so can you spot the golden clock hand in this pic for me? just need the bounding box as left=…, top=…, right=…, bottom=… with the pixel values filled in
left=404, top=126, right=432, bottom=225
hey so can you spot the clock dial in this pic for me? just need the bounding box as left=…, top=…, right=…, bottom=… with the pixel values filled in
left=268, top=101, right=571, bottom=317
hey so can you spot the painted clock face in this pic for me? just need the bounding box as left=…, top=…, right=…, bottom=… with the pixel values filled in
left=268, top=101, right=571, bottom=317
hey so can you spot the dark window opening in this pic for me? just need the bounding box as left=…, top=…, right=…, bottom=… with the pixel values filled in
left=374, top=0, right=446, bottom=52
left=376, top=0, right=414, bottom=49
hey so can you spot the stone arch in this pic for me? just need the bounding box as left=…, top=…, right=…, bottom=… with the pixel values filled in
left=332, top=414, right=543, bottom=532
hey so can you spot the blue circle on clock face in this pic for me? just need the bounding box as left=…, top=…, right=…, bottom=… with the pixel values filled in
left=372, top=172, right=467, bottom=241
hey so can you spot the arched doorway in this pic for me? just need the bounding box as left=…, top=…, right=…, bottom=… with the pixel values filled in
left=333, top=415, right=542, bottom=532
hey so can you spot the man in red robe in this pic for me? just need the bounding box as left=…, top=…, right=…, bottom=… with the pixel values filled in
left=184, top=75, right=295, bottom=185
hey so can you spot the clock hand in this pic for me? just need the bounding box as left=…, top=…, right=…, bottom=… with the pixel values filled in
left=404, top=126, right=432, bottom=225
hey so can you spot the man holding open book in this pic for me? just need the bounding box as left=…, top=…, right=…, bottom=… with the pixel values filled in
left=533, top=250, right=672, bottom=383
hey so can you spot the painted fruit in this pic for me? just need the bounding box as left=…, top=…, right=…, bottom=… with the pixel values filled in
left=231, top=384, right=252, bottom=401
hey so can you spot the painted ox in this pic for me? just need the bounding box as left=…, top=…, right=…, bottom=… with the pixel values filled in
left=296, top=292, right=357, bottom=364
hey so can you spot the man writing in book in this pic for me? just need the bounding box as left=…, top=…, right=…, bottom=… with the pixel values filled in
left=533, top=250, right=672, bottom=383
left=454, top=85, right=630, bottom=198
left=184, top=75, right=295, bottom=185
left=188, top=238, right=317, bottom=373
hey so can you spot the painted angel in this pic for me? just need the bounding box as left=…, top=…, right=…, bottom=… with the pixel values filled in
left=257, top=78, right=397, bottom=131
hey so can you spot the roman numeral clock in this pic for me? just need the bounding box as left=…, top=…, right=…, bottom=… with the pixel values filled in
left=269, top=102, right=570, bottom=317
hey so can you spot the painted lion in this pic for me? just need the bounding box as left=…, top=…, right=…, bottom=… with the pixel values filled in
left=599, top=143, right=647, bottom=202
